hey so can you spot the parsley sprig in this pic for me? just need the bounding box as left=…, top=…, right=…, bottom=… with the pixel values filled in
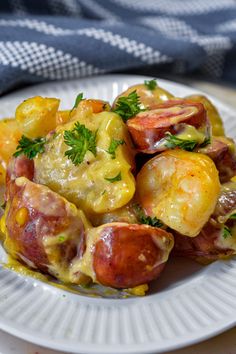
left=134, top=204, right=163, bottom=227
left=164, top=133, right=198, bottom=152
left=223, top=226, right=232, bottom=239
left=64, top=122, right=97, bottom=166
left=104, top=172, right=122, bottom=183
left=113, top=91, right=145, bottom=122
left=70, top=93, right=84, bottom=112
left=107, top=139, right=125, bottom=159
left=14, top=135, right=46, bottom=159
left=144, top=79, right=157, bottom=91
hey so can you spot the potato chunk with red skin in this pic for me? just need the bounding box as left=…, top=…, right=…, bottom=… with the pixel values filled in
left=92, top=223, right=174, bottom=288
left=197, top=136, right=236, bottom=183
left=136, top=150, right=220, bottom=237
left=127, top=100, right=209, bottom=153
left=3, top=177, right=87, bottom=282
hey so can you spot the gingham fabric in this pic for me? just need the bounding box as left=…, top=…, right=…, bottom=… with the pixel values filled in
left=0, top=0, right=236, bottom=94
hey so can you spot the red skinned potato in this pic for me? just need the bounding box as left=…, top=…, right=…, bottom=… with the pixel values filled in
left=74, top=223, right=174, bottom=288
left=127, top=99, right=209, bottom=153
left=2, top=176, right=89, bottom=283
left=197, top=136, right=236, bottom=183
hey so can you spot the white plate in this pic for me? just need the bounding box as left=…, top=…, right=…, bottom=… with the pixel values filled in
left=0, top=74, right=235, bottom=354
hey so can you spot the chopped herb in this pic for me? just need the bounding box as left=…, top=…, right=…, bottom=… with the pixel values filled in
left=199, top=137, right=211, bottom=148
left=58, top=235, right=66, bottom=243
left=1, top=202, right=6, bottom=210
left=223, top=226, right=232, bottom=239
left=107, top=139, right=125, bottom=159
left=164, top=133, right=198, bottom=151
left=134, top=204, right=163, bottom=227
left=113, top=90, right=145, bottom=122
left=64, top=122, right=97, bottom=166
left=71, top=92, right=84, bottom=112
left=101, top=190, right=106, bottom=195
left=229, top=213, right=236, bottom=220
left=144, top=79, right=157, bottom=91
left=104, top=172, right=122, bottom=183
left=14, top=135, right=46, bottom=159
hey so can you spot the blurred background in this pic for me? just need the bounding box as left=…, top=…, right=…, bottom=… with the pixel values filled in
left=0, top=0, right=235, bottom=106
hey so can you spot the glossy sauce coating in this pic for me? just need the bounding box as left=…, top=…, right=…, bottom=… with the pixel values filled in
left=92, top=223, right=174, bottom=288
left=127, top=99, right=209, bottom=153
left=136, top=150, right=220, bottom=237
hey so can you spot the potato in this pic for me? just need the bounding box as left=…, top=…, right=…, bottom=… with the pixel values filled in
left=34, top=110, right=136, bottom=215
left=136, top=150, right=220, bottom=237
left=127, top=99, right=209, bottom=153
left=0, top=119, right=22, bottom=184
left=72, top=223, right=174, bottom=288
left=186, top=95, right=225, bottom=136
left=2, top=176, right=90, bottom=283
left=113, top=83, right=174, bottom=109
left=15, top=96, right=60, bottom=138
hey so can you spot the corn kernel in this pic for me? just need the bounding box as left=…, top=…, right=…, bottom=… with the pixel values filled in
left=15, top=207, right=29, bottom=226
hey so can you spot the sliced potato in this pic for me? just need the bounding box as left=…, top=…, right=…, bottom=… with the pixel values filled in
left=0, top=119, right=22, bottom=184
left=35, top=110, right=135, bottom=215
left=15, top=96, right=60, bottom=138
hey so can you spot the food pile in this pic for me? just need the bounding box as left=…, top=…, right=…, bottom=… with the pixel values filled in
left=0, top=79, right=236, bottom=295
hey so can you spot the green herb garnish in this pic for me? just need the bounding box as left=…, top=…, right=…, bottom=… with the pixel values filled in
left=64, top=122, right=97, bottom=166
left=113, top=91, right=145, bottom=122
left=58, top=235, right=66, bottom=243
left=134, top=204, right=163, bottom=227
left=107, top=139, right=125, bottom=159
left=144, top=79, right=157, bottom=91
left=164, top=133, right=198, bottom=151
left=104, top=172, right=122, bottom=183
left=229, top=213, right=236, bottom=220
left=14, top=135, right=46, bottom=159
left=199, top=137, right=211, bottom=148
left=1, top=202, right=6, bottom=210
left=223, top=226, right=232, bottom=239
left=71, top=93, right=84, bottom=112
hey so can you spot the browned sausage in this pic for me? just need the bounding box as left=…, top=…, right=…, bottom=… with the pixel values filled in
left=4, top=177, right=86, bottom=282
left=92, top=223, right=174, bottom=288
left=127, top=99, right=209, bottom=153
left=174, top=182, right=236, bottom=262
left=197, top=137, right=236, bottom=183
left=6, top=155, right=34, bottom=200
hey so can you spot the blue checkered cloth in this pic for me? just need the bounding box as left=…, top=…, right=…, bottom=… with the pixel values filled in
left=0, top=0, right=236, bottom=94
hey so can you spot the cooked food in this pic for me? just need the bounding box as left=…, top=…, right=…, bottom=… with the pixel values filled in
left=0, top=78, right=235, bottom=295
left=186, top=95, right=225, bottom=136
left=174, top=181, right=236, bottom=262
left=136, top=150, right=220, bottom=237
left=126, top=99, right=210, bottom=153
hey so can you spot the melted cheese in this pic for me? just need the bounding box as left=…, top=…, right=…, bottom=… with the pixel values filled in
left=35, top=111, right=135, bottom=215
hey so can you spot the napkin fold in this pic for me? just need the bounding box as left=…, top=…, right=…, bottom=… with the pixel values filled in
left=0, top=0, right=236, bottom=94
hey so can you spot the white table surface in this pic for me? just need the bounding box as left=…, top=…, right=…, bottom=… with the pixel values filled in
left=0, top=78, right=235, bottom=354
